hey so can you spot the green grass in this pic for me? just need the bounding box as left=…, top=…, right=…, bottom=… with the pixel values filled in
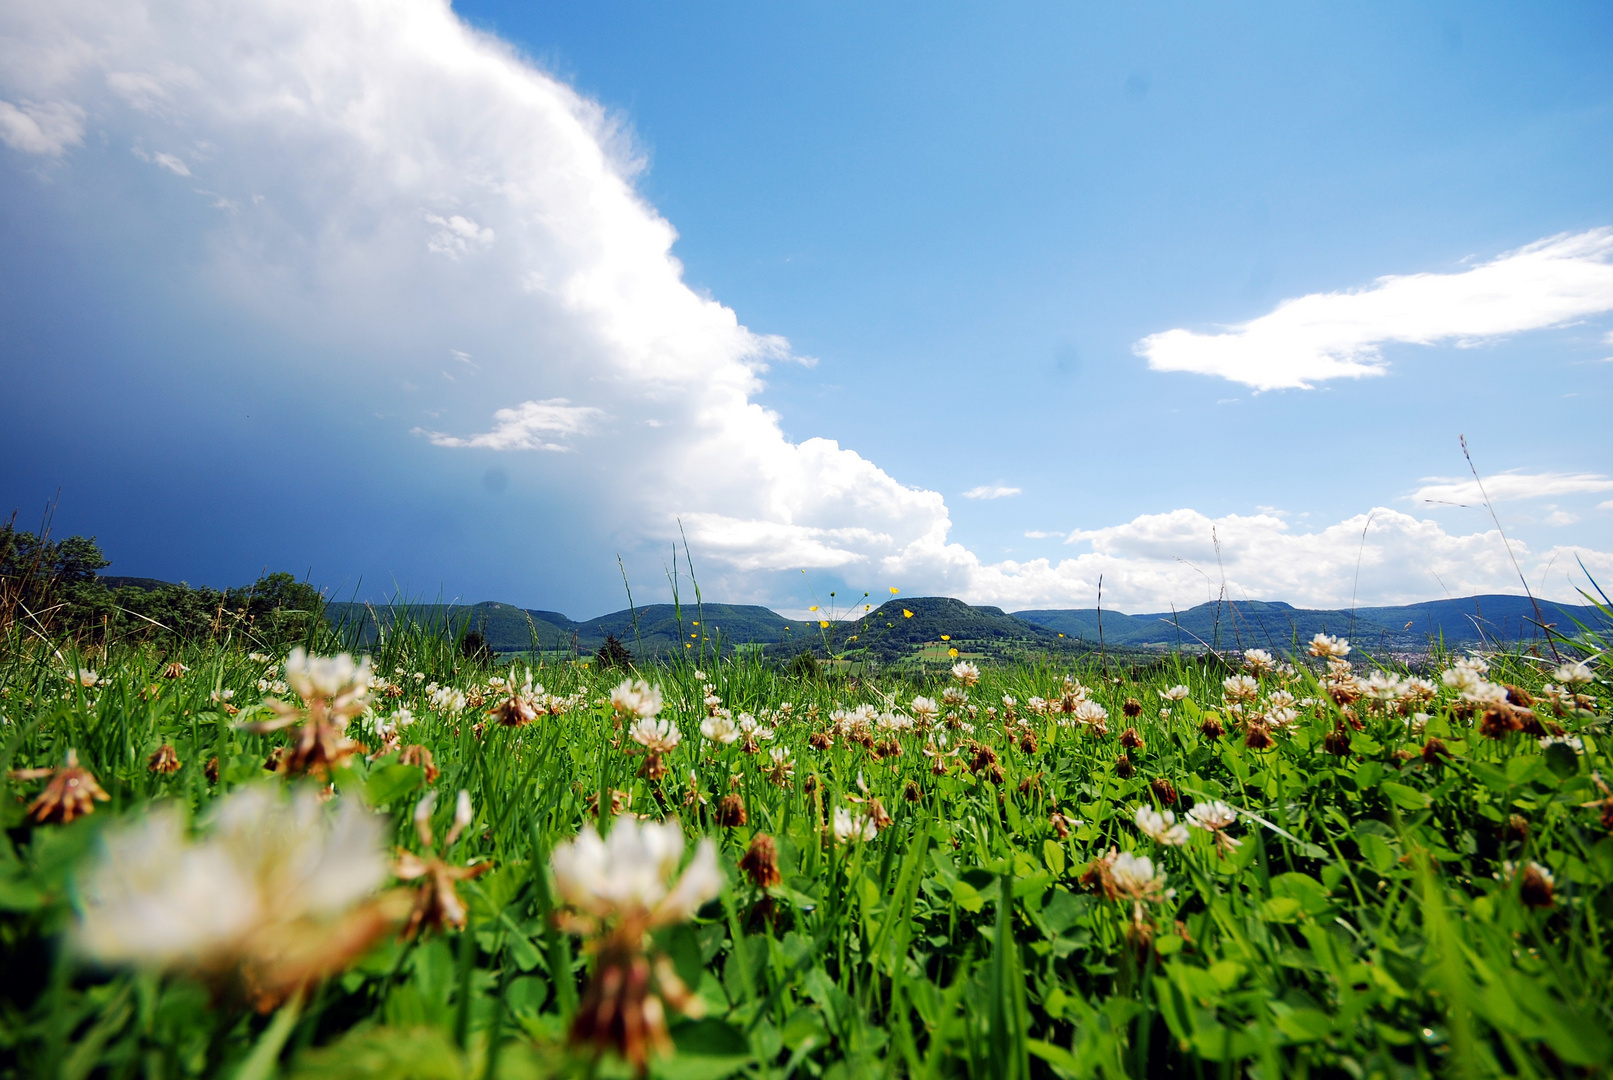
left=1, top=610, right=1610, bottom=1079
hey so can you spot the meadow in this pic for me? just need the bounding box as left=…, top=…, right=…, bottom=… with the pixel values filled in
left=1, top=602, right=1610, bottom=1079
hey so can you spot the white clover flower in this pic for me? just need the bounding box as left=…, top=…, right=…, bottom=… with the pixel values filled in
left=1398, top=677, right=1439, bottom=704
left=549, top=818, right=720, bottom=925
left=700, top=714, right=740, bottom=745
left=1242, top=649, right=1275, bottom=675
left=1405, top=712, right=1430, bottom=734
left=248, top=653, right=271, bottom=664
left=1110, top=851, right=1169, bottom=902
left=1266, top=706, right=1299, bottom=730
left=1554, top=660, right=1595, bottom=685
left=832, top=807, right=878, bottom=845
left=284, top=648, right=373, bottom=708
left=1072, top=699, right=1108, bottom=727
left=74, top=668, right=99, bottom=688
left=1184, top=800, right=1238, bottom=832
left=611, top=679, right=664, bottom=719
left=736, top=713, right=775, bottom=741
left=75, top=786, right=389, bottom=976
left=210, top=689, right=235, bottom=703
left=1222, top=674, right=1259, bottom=704
left=909, top=696, right=939, bottom=723
left=1538, top=735, right=1584, bottom=754
left=1160, top=685, right=1190, bottom=702
left=1308, top=633, right=1351, bottom=659
left=428, top=686, right=466, bottom=715
left=1267, top=689, right=1297, bottom=710
left=629, top=717, right=681, bottom=754
left=951, top=661, right=981, bottom=687
left=1363, top=671, right=1405, bottom=702
left=1133, top=806, right=1189, bottom=846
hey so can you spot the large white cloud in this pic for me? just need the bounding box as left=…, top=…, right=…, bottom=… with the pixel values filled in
left=955, top=507, right=1613, bottom=611
left=1135, top=230, right=1613, bottom=391
left=3, top=0, right=1610, bottom=612
left=1407, top=470, right=1613, bottom=506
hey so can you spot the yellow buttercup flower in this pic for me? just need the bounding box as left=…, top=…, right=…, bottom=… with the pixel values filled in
left=902, top=609, right=913, bottom=618
left=889, top=587, right=899, bottom=594
left=948, top=648, right=959, bottom=658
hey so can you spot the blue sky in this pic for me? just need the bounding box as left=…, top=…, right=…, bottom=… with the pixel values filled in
left=2, top=1, right=1611, bottom=617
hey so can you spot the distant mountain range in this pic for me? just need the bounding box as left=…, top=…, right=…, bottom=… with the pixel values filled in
left=105, top=575, right=1606, bottom=659
left=319, top=591, right=1608, bottom=660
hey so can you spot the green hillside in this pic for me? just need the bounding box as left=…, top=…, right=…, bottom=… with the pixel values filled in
left=845, top=596, right=1078, bottom=661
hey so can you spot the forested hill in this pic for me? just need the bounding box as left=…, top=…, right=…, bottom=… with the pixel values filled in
left=1011, top=593, right=1608, bottom=651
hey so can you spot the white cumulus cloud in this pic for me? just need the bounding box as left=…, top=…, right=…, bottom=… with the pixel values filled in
left=963, top=485, right=1020, bottom=500
left=1408, top=470, right=1613, bottom=506
left=1136, top=230, right=1613, bottom=390
left=416, top=399, right=603, bottom=451
left=0, top=97, right=83, bottom=155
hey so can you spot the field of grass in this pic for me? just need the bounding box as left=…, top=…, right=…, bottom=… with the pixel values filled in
left=1, top=611, right=1610, bottom=1079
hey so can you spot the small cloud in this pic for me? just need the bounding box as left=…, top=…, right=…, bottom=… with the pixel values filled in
left=1136, top=229, right=1613, bottom=390
left=1024, top=530, right=1058, bottom=539
left=1408, top=470, right=1613, bottom=506
left=1546, top=510, right=1579, bottom=526
left=424, top=212, right=494, bottom=259
left=450, top=349, right=478, bottom=368
left=416, top=398, right=604, bottom=451
left=964, top=485, right=1021, bottom=500
left=1599, top=499, right=1613, bottom=511
left=132, top=146, right=191, bottom=175
left=0, top=98, right=84, bottom=156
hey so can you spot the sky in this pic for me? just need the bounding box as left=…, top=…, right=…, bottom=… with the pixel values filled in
left=2, top=0, right=1611, bottom=618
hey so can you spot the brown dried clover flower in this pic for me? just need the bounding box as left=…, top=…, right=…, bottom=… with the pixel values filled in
left=1243, top=721, right=1275, bottom=751
left=739, top=833, right=782, bottom=890
left=808, top=730, right=834, bottom=751
left=399, top=744, right=440, bottom=783
left=12, top=749, right=110, bottom=824
left=1322, top=724, right=1353, bottom=757
left=1479, top=706, right=1524, bottom=740
left=148, top=744, right=182, bottom=775
left=396, top=791, right=492, bottom=939
left=1114, top=754, right=1136, bottom=779
left=715, top=794, right=748, bottom=828
left=1119, top=727, right=1146, bottom=750
left=1122, top=697, right=1143, bottom=719
left=1049, top=809, right=1073, bottom=840
left=1150, top=778, right=1178, bottom=806
left=1199, top=714, right=1225, bottom=739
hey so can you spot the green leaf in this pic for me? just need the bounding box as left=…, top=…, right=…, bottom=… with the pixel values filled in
left=1379, top=781, right=1431, bottom=810
left=1543, top=741, right=1579, bottom=779
left=1259, top=896, right=1303, bottom=923
left=669, top=1018, right=749, bottom=1057
left=1274, top=1008, right=1333, bottom=1043
left=1042, top=838, right=1066, bottom=876
left=364, top=763, right=424, bottom=807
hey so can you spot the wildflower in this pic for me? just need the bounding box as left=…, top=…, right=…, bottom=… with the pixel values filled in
left=1243, top=649, right=1275, bottom=675
left=1362, top=671, right=1405, bottom=703
left=767, top=746, right=795, bottom=786
left=1110, top=851, right=1170, bottom=903
left=1150, top=778, right=1178, bottom=806
left=739, top=833, right=781, bottom=889
left=163, top=661, right=188, bottom=679
left=13, top=749, right=111, bottom=823
left=1119, top=727, right=1146, bottom=751
left=399, top=744, right=439, bottom=783
left=610, top=679, right=664, bottom=720
left=1243, top=721, right=1274, bottom=750
left=148, top=744, right=182, bottom=775
left=1115, top=754, right=1136, bottom=778
left=1199, top=713, right=1225, bottom=739
left=1422, top=736, right=1451, bottom=764
left=429, top=685, right=467, bottom=714
left=487, top=672, right=541, bottom=727
left=1133, top=806, right=1189, bottom=846
left=1222, top=674, right=1259, bottom=704
left=74, top=785, right=397, bottom=1010
left=396, top=791, right=491, bottom=939
left=808, top=729, right=833, bottom=751
left=951, top=661, right=981, bottom=687
left=715, top=795, right=747, bottom=827
left=735, top=713, right=775, bottom=754
left=1184, top=800, right=1242, bottom=855
left=1553, top=659, right=1594, bottom=685
left=1019, top=729, right=1038, bottom=754
left=1539, top=734, right=1584, bottom=754
left=1160, top=685, right=1190, bottom=702
left=832, top=806, right=878, bottom=844
left=630, top=717, right=680, bottom=781
left=74, top=668, right=99, bottom=688
left=1502, top=860, right=1556, bottom=909
left=248, top=653, right=271, bottom=664
left=242, top=648, right=371, bottom=778
left=1049, top=809, right=1073, bottom=839
left=909, top=696, right=939, bottom=724
left=700, top=713, right=739, bottom=745
left=551, top=818, right=721, bottom=1069
left=1308, top=633, right=1351, bottom=659
left=1322, top=723, right=1352, bottom=756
